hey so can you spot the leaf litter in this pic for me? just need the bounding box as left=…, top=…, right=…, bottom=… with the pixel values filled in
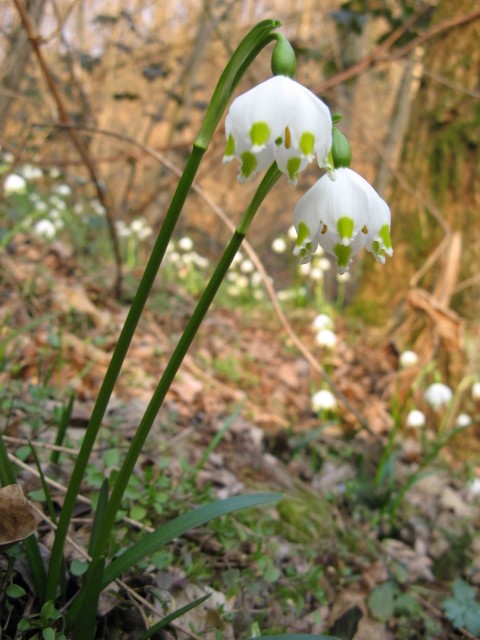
left=1, top=235, right=480, bottom=639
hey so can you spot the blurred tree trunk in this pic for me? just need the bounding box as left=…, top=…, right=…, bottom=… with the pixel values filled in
left=0, top=0, right=47, bottom=131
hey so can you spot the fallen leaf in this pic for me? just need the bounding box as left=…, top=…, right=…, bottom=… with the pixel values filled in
left=0, top=485, right=38, bottom=549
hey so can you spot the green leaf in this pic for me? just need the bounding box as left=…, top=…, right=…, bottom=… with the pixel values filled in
left=102, top=493, right=282, bottom=588
left=368, top=582, right=395, bottom=623
left=6, top=583, right=27, bottom=598
left=43, top=628, right=56, bottom=640
left=139, top=593, right=212, bottom=640
left=443, top=579, right=480, bottom=635
left=70, top=559, right=89, bottom=576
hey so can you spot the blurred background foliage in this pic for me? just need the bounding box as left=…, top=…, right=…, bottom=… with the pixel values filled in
left=0, top=0, right=479, bottom=381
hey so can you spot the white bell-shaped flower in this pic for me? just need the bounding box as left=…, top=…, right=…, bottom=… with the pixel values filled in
left=292, top=168, right=393, bottom=273
left=223, top=75, right=332, bottom=184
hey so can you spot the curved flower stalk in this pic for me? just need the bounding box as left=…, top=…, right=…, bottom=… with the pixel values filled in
left=223, top=75, right=332, bottom=184
left=292, top=167, right=393, bottom=273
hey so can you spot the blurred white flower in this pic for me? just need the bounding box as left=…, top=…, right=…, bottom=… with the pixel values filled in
left=336, top=272, right=351, bottom=283
left=34, top=201, right=48, bottom=213
left=319, top=257, right=331, bottom=271
left=406, top=409, right=426, bottom=429
left=424, top=382, right=453, bottom=409
left=21, top=165, right=43, bottom=180
left=54, top=184, right=71, bottom=197
left=315, top=329, right=337, bottom=348
left=4, top=173, right=27, bottom=194
left=310, top=267, right=323, bottom=281
left=399, top=350, right=419, bottom=368
left=272, top=237, right=287, bottom=254
left=2, top=152, right=14, bottom=163
left=178, top=236, right=193, bottom=251
left=91, top=199, right=106, bottom=216
left=223, top=75, right=332, bottom=184
left=34, top=219, right=57, bottom=238
left=231, top=251, right=244, bottom=266
left=240, top=259, right=254, bottom=274
left=312, top=314, right=333, bottom=331
left=250, top=272, right=263, bottom=288
left=455, top=413, right=472, bottom=428
left=235, top=275, right=249, bottom=289
left=472, top=382, right=480, bottom=402
left=116, top=220, right=131, bottom=238
left=299, top=262, right=311, bottom=276
left=311, top=389, right=337, bottom=412
left=467, top=478, right=480, bottom=498
left=49, top=168, right=61, bottom=179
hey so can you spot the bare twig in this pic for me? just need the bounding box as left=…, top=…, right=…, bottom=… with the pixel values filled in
left=315, top=8, right=480, bottom=95
left=11, top=0, right=123, bottom=298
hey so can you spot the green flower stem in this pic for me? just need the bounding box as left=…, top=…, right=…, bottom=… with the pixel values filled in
left=45, top=19, right=281, bottom=603
left=91, top=163, right=282, bottom=563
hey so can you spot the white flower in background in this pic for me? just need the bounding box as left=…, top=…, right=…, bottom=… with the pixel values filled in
left=424, top=382, right=453, bottom=409
left=231, top=251, right=244, bottom=266
left=293, top=168, right=393, bottom=273
left=314, top=328, right=337, bottom=348
left=312, top=389, right=337, bottom=412
left=472, top=383, right=480, bottom=402
left=250, top=272, right=263, bottom=288
left=2, top=152, right=14, bottom=163
left=34, top=201, right=48, bottom=213
left=115, top=220, right=131, bottom=238
left=456, top=413, right=472, bottom=428
left=235, top=275, right=249, bottom=289
left=240, top=259, right=254, bottom=274
left=54, top=184, right=71, bottom=197
left=319, top=257, right=331, bottom=271
left=223, top=75, right=332, bottom=184
left=73, top=203, right=84, bottom=215
left=310, top=267, right=323, bottom=281
left=312, top=313, right=333, bottom=331
left=467, top=478, right=480, bottom=498
left=272, top=237, right=287, bottom=254
left=336, top=271, right=351, bottom=282
left=299, top=262, right=311, bottom=276
left=49, top=168, right=61, bottom=179
left=406, top=409, right=426, bottom=429
left=34, top=219, right=57, bottom=239
left=399, top=350, right=419, bottom=368
left=21, top=165, right=43, bottom=180
left=3, top=173, right=27, bottom=195
left=91, top=199, right=106, bottom=216
left=130, top=218, right=152, bottom=240
left=178, top=236, right=193, bottom=252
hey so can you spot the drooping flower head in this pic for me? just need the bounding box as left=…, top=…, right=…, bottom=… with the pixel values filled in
left=292, top=167, right=393, bottom=273
left=223, top=75, right=332, bottom=184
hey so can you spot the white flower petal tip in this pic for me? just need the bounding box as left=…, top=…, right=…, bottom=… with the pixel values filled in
left=224, top=75, right=332, bottom=183
left=424, top=382, right=453, bottom=409
left=292, top=168, right=392, bottom=273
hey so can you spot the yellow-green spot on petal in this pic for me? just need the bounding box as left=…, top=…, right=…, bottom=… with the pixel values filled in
left=250, top=122, right=270, bottom=148
left=287, top=157, right=301, bottom=182
left=296, top=221, right=311, bottom=247
left=337, top=216, right=354, bottom=243
left=240, top=151, right=258, bottom=179
left=225, top=133, right=235, bottom=157
left=299, top=132, right=315, bottom=157
left=284, top=127, right=292, bottom=149
left=379, top=224, right=392, bottom=249
left=372, top=240, right=383, bottom=256
left=334, top=243, right=351, bottom=267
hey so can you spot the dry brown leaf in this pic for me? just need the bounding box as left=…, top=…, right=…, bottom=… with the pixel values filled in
left=52, top=282, right=111, bottom=327
left=0, top=484, right=38, bottom=549
left=408, top=288, right=464, bottom=351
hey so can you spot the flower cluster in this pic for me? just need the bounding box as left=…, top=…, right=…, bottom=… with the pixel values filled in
left=224, top=60, right=393, bottom=273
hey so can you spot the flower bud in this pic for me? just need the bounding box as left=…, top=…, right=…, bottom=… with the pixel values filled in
left=271, top=35, right=296, bottom=78
left=331, top=127, right=352, bottom=169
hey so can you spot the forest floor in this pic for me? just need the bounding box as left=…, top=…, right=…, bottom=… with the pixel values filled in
left=1, top=231, right=480, bottom=640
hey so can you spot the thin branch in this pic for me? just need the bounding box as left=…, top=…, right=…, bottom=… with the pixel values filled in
left=315, top=8, right=480, bottom=95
